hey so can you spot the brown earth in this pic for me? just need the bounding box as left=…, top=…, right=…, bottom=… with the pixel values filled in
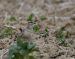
left=0, top=0, right=75, bottom=59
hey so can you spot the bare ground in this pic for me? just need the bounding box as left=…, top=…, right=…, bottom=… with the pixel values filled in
left=0, top=0, right=75, bottom=59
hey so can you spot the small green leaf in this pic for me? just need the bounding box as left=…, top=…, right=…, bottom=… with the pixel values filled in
left=45, top=27, right=48, bottom=33
left=0, top=27, right=15, bottom=38
left=27, top=14, right=34, bottom=22
left=33, top=25, right=40, bottom=32
left=55, top=29, right=68, bottom=46
left=9, top=16, right=16, bottom=21
left=27, top=43, right=35, bottom=50
left=29, top=56, right=36, bottom=59
left=40, top=16, right=46, bottom=21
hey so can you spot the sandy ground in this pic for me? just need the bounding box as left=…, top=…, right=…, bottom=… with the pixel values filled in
left=0, top=0, right=75, bottom=59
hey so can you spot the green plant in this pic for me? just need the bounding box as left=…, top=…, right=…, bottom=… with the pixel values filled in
left=33, top=25, right=40, bottom=32
left=9, top=16, right=16, bottom=21
left=40, top=16, right=46, bottom=21
left=0, top=27, right=15, bottom=38
left=45, top=27, right=48, bottom=33
left=27, top=14, right=34, bottom=22
left=40, top=27, right=49, bottom=37
left=7, top=36, right=39, bottom=59
left=55, top=28, right=68, bottom=46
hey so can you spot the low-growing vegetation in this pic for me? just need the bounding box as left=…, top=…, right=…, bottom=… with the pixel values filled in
left=40, top=16, right=46, bottom=21
left=9, top=16, right=16, bottom=21
left=0, top=27, right=15, bottom=38
left=33, top=25, right=40, bottom=32
left=41, top=27, right=49, bottom=37
left=27, top=14, right=34, bottom=22
left=55, top=27, right=69, bottom=46
left=7, top=36, right=39, bottom=59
